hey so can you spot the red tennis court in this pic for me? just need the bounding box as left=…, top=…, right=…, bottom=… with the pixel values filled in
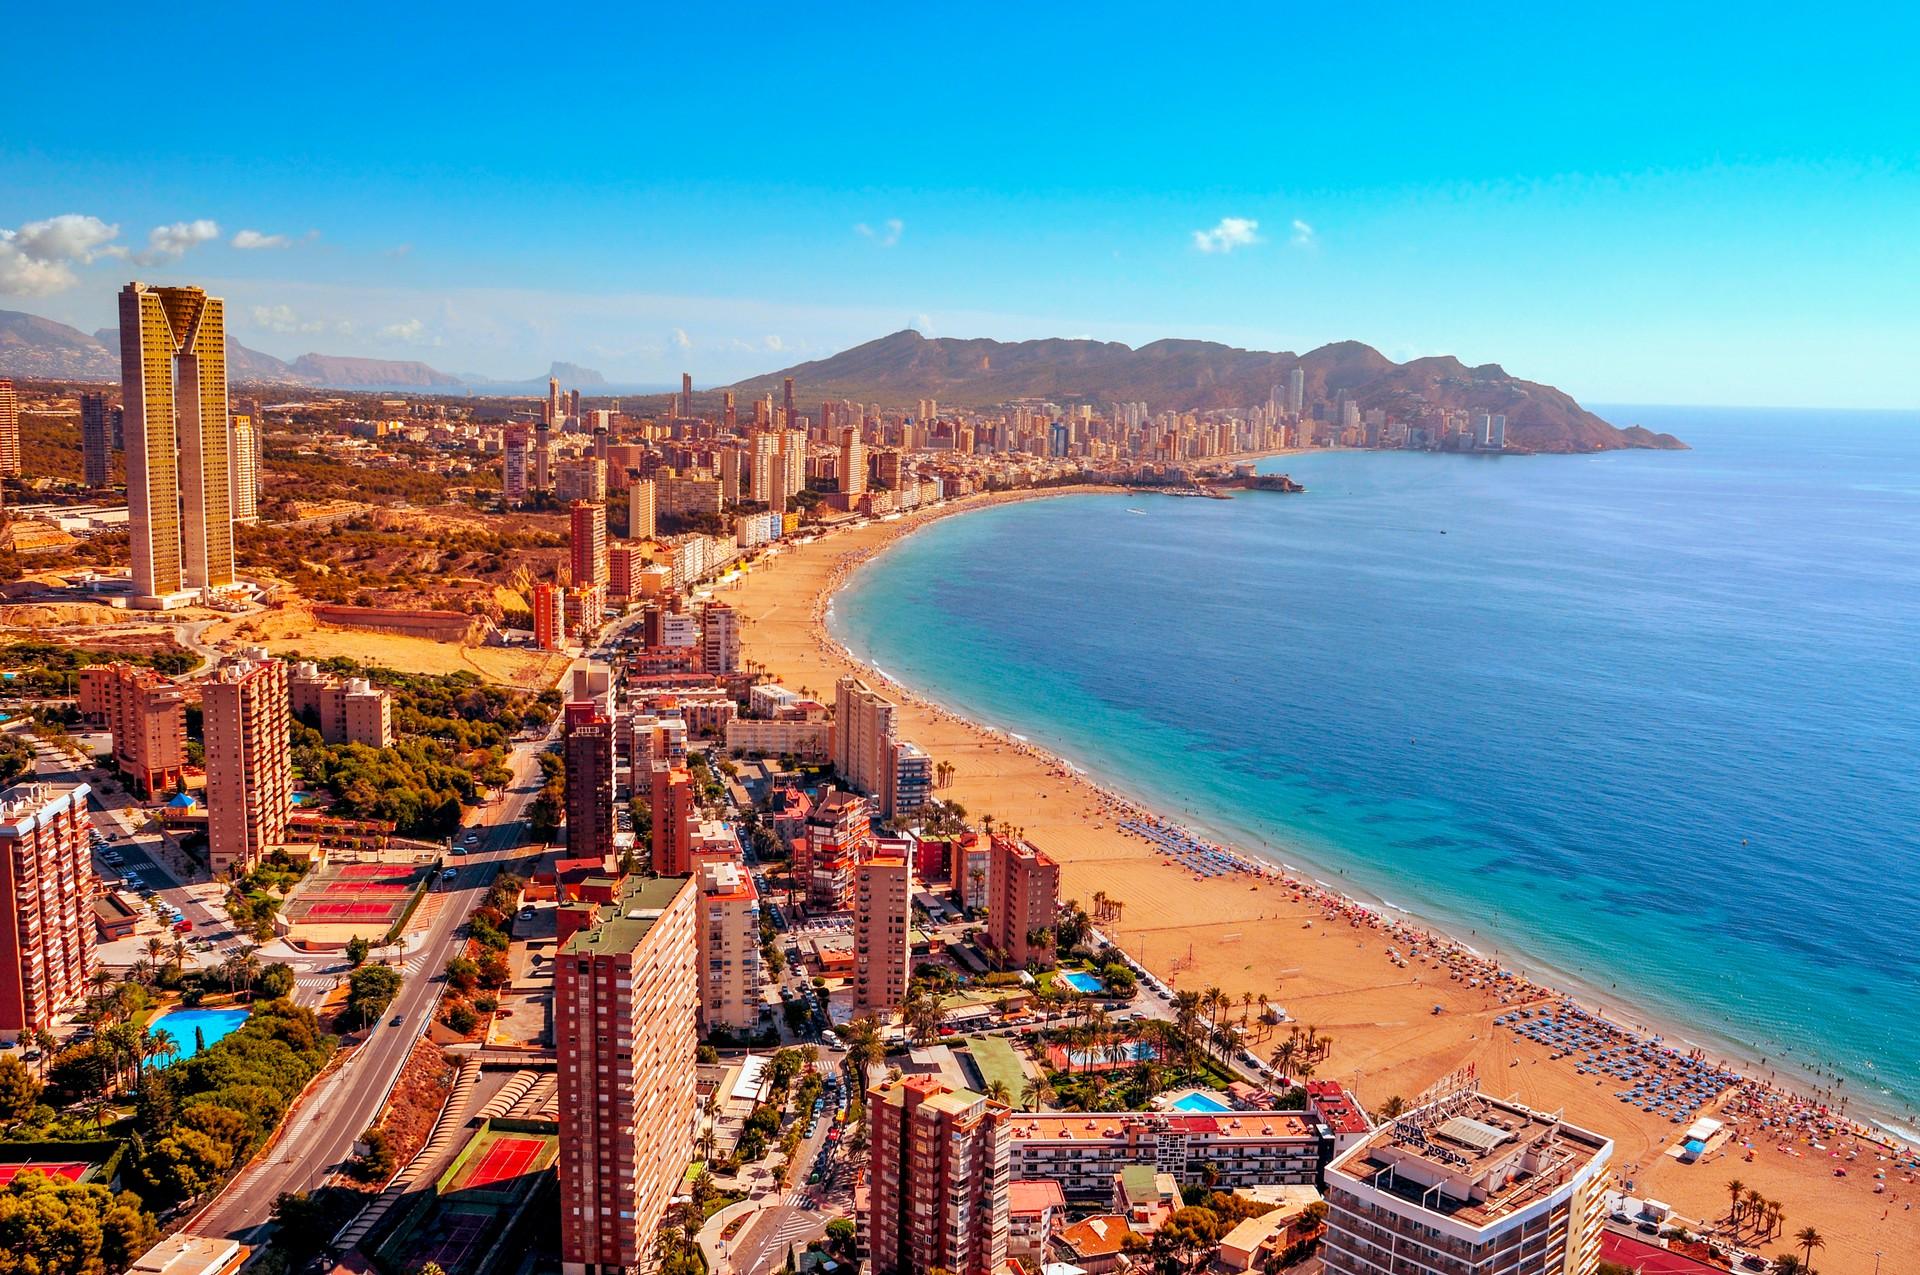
left=0, top=1162, right=87, bottom=1186
left=337, top=863, right=409, bottom=879
left=459, top=1135, right=545, bottom=1190
left=327, top=880, right=412, bottom=895
left=303, top=901, right=401, bottom=920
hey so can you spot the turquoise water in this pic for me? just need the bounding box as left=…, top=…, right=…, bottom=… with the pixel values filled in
left=831, top=407, right=1920, bottom=1132
left=1059, top=970, right=1105, bottom=994
left=1170, top=1092, right=1234, bottom=1113
left=150, top=1007, right=249, bottom=1063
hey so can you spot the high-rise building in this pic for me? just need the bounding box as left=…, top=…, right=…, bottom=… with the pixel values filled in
left=782, top=376, right=796, bottom=430
left=853, top=853, right=911, bottom=1018
left=118, top=283, right=237, bottom=607
left=1321, top=1091, right=1611, bottom=1275
left=80, top=392, right=113, bottom=488
left=547, top=376, right=561, bottom=427
left=557, top=874, right=699, bottom=1275
left=533, top=582, right=567, bottom=650
left=288, top=662, right=392, bottom=747
left=534, top=419, right=553, bottom=492
left=680, top=371, right=693, bottom=418
left=722, top=390, right=735, bottom=432
left=833, top=675, right=896, bottom=804
left=887, top=738, right=932, bottom=822
left=77, top=662, right=187, bottom=797
left=627, top=478, right=656, bottom=540
left=1287, top=366, right=1305, bottom=417
left=0, top=379, right=18, bottom=478
left=985, top=834, right=1060, bottom=971
left=203, top=653, right=291, bottom=876
left=569, top=500, right=609, bottom=592
left=699, top=600, right=738, bottom=674
left=694, top=857, right=762, bottom=1034
left=865, top=1076, right=1011, bottom=1275
left=608, top=542, right=637, bottom=598
left=568, top=387, right=581, bottom=425
left=229, top=413, right=261, bottom=523
left=650, top=763, right=696, bottom=877
left=796, top=789, right=873, bottom=911
left=0, top=782, right=98, bottom=1039
left=555, top=457, right=607, bottom=504
left=839, top=426, right=867, bottom=496
left=563, top=701, right=616, bottom=862
left=502, top=423, right=532, bottom=505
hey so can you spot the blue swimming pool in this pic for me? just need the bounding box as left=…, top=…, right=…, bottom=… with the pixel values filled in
left=1170, top=1092, right=1232, bottom=1113
left=149, top=1007, right=250, bottom=1063
left=1059, top=970, right=1104, bottom=994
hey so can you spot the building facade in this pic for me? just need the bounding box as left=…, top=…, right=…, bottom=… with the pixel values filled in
left=1007, top=1110, right=1327, bottom=1200
left=119, top=282, right=236, bottom=607
left=288, top=662, right=393, bottom=747
left=557, top=875, right=699, bottom=1275
left=80, top=391, right=113, bottom=488
left=694, top=857, right=762, bottom=1035
left=853, top=854, right=910, bottom=1018
left=985, top=834, right=1060, bottom=971
left=0, top=782, right=97, bottom=1038
left=203, top=654, right=291, bottom=875
left=570, top=500, right=609, bottom=592
left=0, top=379, right=17, bottom=478
left=865, top=1076, right=1010, bottom=1275
left=563, top=702, right=616, bottom=862
left=77, top=662, right=188, bottom=797
left=832, top=676, right=896, bottom=808
left=1321, top=1092, right=1611, bottom=1275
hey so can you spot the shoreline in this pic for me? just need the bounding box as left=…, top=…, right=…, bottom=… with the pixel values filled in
left=722, top=476, right=1920, bottom=1273
left=819, top=491, right=1913, bottom=1140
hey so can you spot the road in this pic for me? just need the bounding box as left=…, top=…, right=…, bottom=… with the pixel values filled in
left=187, top=723, right=556, bottom=1244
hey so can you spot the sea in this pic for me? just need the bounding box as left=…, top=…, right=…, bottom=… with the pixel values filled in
left=827, top=406, right=1920, bottom=1134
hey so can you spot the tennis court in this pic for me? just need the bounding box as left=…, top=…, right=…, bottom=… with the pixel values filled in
left=0, top=1161, right=88, bottom=1186
left=337, top=863, right=410, bottom=879
left=327, top=879, right=413, bottom=895
left=302, top=901, right=402, bottom=920
left=456, top=1134, right=547, bottom=1191
left=406, top=1204, right=494, bottom=1273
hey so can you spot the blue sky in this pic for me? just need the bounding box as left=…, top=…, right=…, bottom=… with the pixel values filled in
left=3, top=3, right=1917, bottom=405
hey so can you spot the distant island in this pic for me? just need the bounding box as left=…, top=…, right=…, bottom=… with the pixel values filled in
left=729, top=329, right=1686, bottom=453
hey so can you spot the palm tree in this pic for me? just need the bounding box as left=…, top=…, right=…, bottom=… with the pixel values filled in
left=1794, top=1226, right=1824, bottom=1271
left=1270, top=1034, right=1299, bottom=1080
left=985, top=1079, right=1011, bottom=1105
left=1172, top=990, right=1203, bottom=1065
left=145, top=935, right=167, bottom=965
left=1025, top=1077, right=1055, bottom=1112
left=150, top=1028, right=178, bottom=1071
left=1725, top=1178, right=1746, bottom=1226
left=1379, top=1095, right=1407, bottom=1120
left=1764, top=1200, right=1784, bottom=1240
left=1771, top=1257, right=1803, bottom=1275
left=1744, top=1188, right=1765, bottom=1236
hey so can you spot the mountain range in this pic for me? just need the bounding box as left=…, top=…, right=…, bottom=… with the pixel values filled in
left=730, top=330, right=1683, bottom=452
left=0, top=309, right=624, bottom=393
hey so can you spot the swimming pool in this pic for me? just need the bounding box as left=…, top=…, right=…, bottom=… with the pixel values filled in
left=1169, top=1092, right=1232, bottom=1113
left=1059, top=970, right=1105, bottom=994
left=149, top=1007, right=250, bottom=1064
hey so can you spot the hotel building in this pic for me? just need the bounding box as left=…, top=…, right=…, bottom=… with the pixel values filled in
left=694, top=856, right=762, bottom=1035
left=698, top=600, right=738, bottom=675
left=563, top=702, right=617, bottom=862
left=865, top=1076, right=1010, bottom=1275
left=1006, top=1110, right=1328, bottom=1201
left=852, top=853, right=910, bottom=1018
left=203, top=653, right=291, bottom=875
left=0, top=782, right=97, bottom=1038
left=984, top=833, right=1060, bottom=971
left=80, top=391, right=113, bottom=488
left=557, top=874, right=699, bottom=1275
left=502, top=422, right=532, bottom=505
left=832, top=675, right=896, bottom=805
left=118, top=282, right=237, bottom=608
left=230, top=413, right=260, bottom=523
left=1320, top=1091, right=1612, bottom=1275
left=0, top=378, right=18, bottom=477
left=77, top=662, right=188, bottom=798
left=627, top=478, right=656, bottom=539
left=570, top=499, right=609, bottom=592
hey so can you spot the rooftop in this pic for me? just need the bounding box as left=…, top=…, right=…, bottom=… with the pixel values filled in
left=1008, top=1179, right=1066, bottom=1215
left=1007, top=1110, right=1317, bottom=1142
left=1329, top=1092, right=1611, bottom=1230
left=561, top=874, right=691, bottom=955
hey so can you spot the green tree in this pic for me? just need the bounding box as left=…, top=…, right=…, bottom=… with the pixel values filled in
left=0, top=1056, right=43, bottom=1127
left=0, top=1173, right=157, bottom=1275
left=345, top=935, right=372, bottom=967
left=346, top=965, right=403, bottom=1027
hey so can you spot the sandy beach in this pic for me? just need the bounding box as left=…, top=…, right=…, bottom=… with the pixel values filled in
left=721, top=489, right=1916, bottom=1274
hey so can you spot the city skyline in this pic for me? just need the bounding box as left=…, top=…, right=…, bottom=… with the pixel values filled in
left=3, top=6, right=1918, bottom=407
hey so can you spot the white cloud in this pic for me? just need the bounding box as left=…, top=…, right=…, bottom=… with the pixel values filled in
left=378, top=318, right=430, bottom=344
left=0, top=214, right=126, bottom=295
left=911, top=313, right=936, bottom=336
left=1192, top=216, right=1261, bottom=254
left=671, top=327, right=693, bottom=351
left=764, top=335, right=784, bottom=352
left=136, top=219, right=221, bottom=265
left=855, top=218, right=904, bottom=247
left=251, top=303, right=324, bottom=334
left=231, top=229, right=291, bottom=250
left=1290, top=218, right=1316, bottom=247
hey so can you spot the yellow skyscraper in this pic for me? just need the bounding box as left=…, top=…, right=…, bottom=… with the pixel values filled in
left=118, top=282, right=236, bottom=607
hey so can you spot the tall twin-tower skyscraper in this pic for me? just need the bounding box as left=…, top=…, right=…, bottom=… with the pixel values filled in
left=118, top=281, right=237, bottom=607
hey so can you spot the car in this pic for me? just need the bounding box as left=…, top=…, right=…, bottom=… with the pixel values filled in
left=807, top=1170, right=821, bottom=1184
left=826, top=1128, right=841, bottom=1143
left=389, top=1015, right=404, bottom=1027
left=442, top=867, right=458, bottom=880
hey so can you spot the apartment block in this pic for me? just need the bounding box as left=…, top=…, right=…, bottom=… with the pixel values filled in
left=557, top=875, right=699, bottom=1274
left=288, top=662, right=393, bottom=747
left=0, top=783, right=97, bottom=1038
left=853, top=854, right=910, bottom=1018
left=694, top=857, right=762, bottom=1035
left=985, top=834, right=1060, bottom=971
left=832, top=675, right=896, bottom=806
left=794, top=788, right=873, bottom=911
left=865, top=1076, right=1010, bottom=1275
left=699, top=600, right=738, bottom=675
left=570, top=499, right=609, bottom=592
left=203, top=653, right=291, bottom=876
left=77, top=662, right=187, bottom=797
left=1321, top=1092, right=1611, bottom=1275
left=1006, top=1110, right=1327, bottom=1201
left=650, top=763, right=696, bottom=877
left=533, top=582, right=567, bottom=651
left=563, top=702, right=616, bottom=862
